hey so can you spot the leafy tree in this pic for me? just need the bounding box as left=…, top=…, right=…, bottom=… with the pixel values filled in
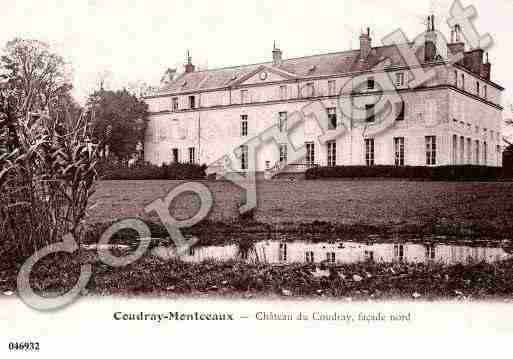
left=87, top=89, right=148, bottom=161
left=0, top=38, right=73, bottom=151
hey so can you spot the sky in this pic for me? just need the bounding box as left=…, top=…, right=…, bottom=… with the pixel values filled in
left=1, top=0, right=512, bottom=132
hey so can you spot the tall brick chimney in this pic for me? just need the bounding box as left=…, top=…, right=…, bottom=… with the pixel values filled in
left=424, top=15, right=437, bottom=62
left=272, top=41, right=283, bottom=66
left=184, top=50, right=195, bottom=73
left=359, top=27, right=372, bottom=61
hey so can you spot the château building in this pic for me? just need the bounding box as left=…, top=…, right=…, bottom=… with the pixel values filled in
left=143, top=18, right=504, bottom=175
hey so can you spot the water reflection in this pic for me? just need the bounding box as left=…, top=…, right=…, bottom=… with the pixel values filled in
left=155, top=240, right=512, bottom=265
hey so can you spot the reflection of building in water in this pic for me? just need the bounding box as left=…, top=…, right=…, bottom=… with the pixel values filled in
left=178, top=241, right=511, bottom=265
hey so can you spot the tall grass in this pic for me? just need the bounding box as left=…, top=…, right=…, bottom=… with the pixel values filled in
left=0, top=112, right=99, bottom=267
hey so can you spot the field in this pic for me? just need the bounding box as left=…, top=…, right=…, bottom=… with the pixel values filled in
left=89, top=179, right=513, bottom=237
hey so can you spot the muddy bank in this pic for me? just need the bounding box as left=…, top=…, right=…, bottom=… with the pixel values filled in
left=2, top=252, right=513, bottom=301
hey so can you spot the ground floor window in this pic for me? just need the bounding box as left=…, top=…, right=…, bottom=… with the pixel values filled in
left=188, top=147, right=196, bottom=164
left=305, top=251, right=314, bottom=263
left=425, top=136, right=436, bottom=165
left=327, top=141, right=336, bottom=167
left=240, top=145, right=248, bottom=170
left=459, top=136, right=465, bottom=164
left=425, top=245, right=435, bottom=260
left=394, top=244, right=404, bottom=262
left=305, top=142, right=315, bottom=167
left=326, top=252, right=336, bottom=263
left=475, top=140, right=480, bottom=165
left=452, top=135, right=457, bottom=164
left=466, top=138, right=471, bottom=164
left=172, top=148, right=179, bottom=163
left=365, top=138, right=374, bottom=166
left=394, top=137, right=404, bottom=166
left=279, top=243, right=287, bottom=262
left=483, top=141, right=487, bottom=165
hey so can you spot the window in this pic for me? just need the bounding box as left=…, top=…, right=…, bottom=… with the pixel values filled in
left=394, top=244, right=404, bottom=262
left=279, top=243, right=287, bottom=262
left=454, top=70, right=458, bottom=87
left=483, top=141, right=487, bottom=164
left=279, top=85, right=287, bottom=100
left=476, top=81, right=480, bottom=96
left=452, top=134, right=458, bottom=164
left=327, top=141, right=336, bottom=167
left=305, top=82, right=315, bottom=97
left=365, top=138, right=375, bottom=166
left=425, top=136, right=436, bottom=165
left=188, top=95, right=196, bottom=109
left=466, top=138, right=471, bottom=164
left=305, top=142, right=315, bottom=167
left=396, top=101, right=405, bottom=121
left=279, top=143, right=288, bottom=163
left=327, top=107, right=337, bottom=129
left=172, top=148, right=179, bottom=163
left=328, top=80, right=336, bottom=96
left=484, top=85, right=487, bottom=99
left=425, top=245, right=436, bottom=260
left=475, top=140, right=480, bottom=165
left=188, top=147, right=196, bottom=164
left=460, top=136, right=465, bottom=164
left=475, top=125, right=479, bottom=134
left=189, top=247, right=195, bottom=256
left=395, top=72, right=405, bottom=87
left=305, top=251, right=314, bottom=263
left=278, top=111, right=287, bottom=132
left=367, top=77, right=375, bottom=90
left=241, top=90, right=248, bottom=104
left=365, top=104, right=375, bottom=122
left=365, top=250, right=374, bottom=262
left=394, top=137, right=405, bottom=166
left=326, top=252, right=336, bottom=263
left=172, top=97, right=179, bottom=111
left=240, top=145, right=248, bottom=170
left=241, top=115, right=248, bottom=136
left=461, top=74, right=465, bottom=90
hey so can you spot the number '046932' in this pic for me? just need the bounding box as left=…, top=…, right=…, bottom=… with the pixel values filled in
left=8, top=342, right=40, bottom=351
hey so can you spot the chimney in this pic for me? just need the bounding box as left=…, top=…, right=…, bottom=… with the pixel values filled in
left=359, top=27, right=372, bottom=61
left=424, top=15, right=437, bottom=62
left=184, top=51, right=195, bottom=73
left=481, top=53, right=491, bottom=80
left=447, top=25, right=465, bottom=62
left=463, top=48, right=484, bottom=75
left=272, top=41, right=283, bottom=66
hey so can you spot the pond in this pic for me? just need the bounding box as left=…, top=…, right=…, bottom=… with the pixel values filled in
left=152, top=239, right=512, bottom=266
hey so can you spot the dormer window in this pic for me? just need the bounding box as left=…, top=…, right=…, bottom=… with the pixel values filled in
left=395, top=72, right=405, bottom=87
left=367, top=77, right=375, bottom=90
left=308, top=65, right=316, bottom=73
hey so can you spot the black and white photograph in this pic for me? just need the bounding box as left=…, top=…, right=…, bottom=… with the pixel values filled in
left=1, top=0, right=513, bottom=357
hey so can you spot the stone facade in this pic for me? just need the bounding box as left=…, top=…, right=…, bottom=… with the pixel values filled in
left=144, top=27, right=504, bottom=173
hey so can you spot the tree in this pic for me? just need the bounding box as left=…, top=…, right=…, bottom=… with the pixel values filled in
left=0, top=38, right=73, bottom=151
left=87, top=89, right=148, bottom=161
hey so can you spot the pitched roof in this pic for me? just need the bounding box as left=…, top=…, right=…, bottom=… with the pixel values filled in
left=155, top=43, right=426, bottom=95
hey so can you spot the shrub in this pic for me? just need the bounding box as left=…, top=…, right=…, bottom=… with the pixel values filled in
left=98, top=161, right=207, bottom=180
left=305, top=165, right=504, bottom=181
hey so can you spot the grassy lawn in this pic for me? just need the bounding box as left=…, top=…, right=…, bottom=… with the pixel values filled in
left=89, top=179, right=513, bottom=236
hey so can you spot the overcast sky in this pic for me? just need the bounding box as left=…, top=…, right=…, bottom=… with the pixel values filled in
left=1, top=0, right=512, bottom=125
